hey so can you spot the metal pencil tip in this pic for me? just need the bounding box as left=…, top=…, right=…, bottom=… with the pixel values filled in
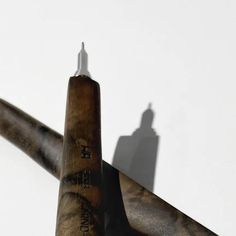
left=74, top=42, right=91, bottom=77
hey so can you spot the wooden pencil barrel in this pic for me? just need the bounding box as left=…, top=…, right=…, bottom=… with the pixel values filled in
left=0, top=98, right=216, bottom=236
left=55, top=75, right=104, bottom=236
left=0, top=98, right=61, bottom=177
left=0, top=98, right=138, bottom=235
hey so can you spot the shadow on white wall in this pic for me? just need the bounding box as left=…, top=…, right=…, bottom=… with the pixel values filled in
left=112, top=103, right=159, bottom=191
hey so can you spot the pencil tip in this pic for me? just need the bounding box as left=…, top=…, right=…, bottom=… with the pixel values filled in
left=74, top=42, right=90, bottom=77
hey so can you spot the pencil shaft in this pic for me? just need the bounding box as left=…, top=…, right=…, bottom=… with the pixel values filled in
left=56, top=76, right=104, bottom=236
left=0, top=99, right=61, bottom=177
left=0, top=99, right=216, bottom=236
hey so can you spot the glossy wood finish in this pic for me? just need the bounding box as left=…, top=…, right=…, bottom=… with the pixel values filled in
left=0, top=99, right=60, bottom=177
left=56, top=75, right=104, bottom=236
left=0, top=98, right=217, bottom=236
left=120, top=173, right=216, bottom=236
left=0, top=98, right=137, bottom=236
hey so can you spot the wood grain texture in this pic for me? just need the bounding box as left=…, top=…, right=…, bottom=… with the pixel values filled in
left=0, top=98, right=217, bottom=236
left=0, top=99, right=60, bottom=177
left=120, top=173, right=216, bottom=236
left=56, top=75, right=104, bottom=236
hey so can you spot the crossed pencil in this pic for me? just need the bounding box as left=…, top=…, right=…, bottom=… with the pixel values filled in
left=0, top=45, right=216, bottom=236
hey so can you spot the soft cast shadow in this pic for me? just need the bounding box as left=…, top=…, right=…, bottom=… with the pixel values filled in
left=112, top=103, right=159, bottom=191
left=103, top=162, right=146, bottom=236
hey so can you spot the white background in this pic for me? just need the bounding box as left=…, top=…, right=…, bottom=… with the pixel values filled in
left=0, top=1, right=235, bottom=235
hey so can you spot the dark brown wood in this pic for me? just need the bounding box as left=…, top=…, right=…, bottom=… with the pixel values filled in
left=0, top=98, right=138, bottom=236
left=120, top=173, right=216, bottom=236
left=56, top=75, right=104, bottom=236
left=0, top=98, right=217, bottom=236
left=0, top=99, right=60, bottom=177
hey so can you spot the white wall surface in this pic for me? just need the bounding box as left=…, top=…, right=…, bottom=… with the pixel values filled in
left=0, top=1, right=235, bottom=235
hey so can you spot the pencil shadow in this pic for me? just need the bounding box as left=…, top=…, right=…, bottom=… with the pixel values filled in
left=104, top=103, right=159, bottom=235
left=103, top=162, right=146, bottom=236
left=112, top=103, right=159, bottom=192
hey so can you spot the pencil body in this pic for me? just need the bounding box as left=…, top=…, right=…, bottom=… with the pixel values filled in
left=0, top=99, right=216, bottom=236
left=56, top=75, right=104, bottom=236
left=0, top=99, right=61, bottom=177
